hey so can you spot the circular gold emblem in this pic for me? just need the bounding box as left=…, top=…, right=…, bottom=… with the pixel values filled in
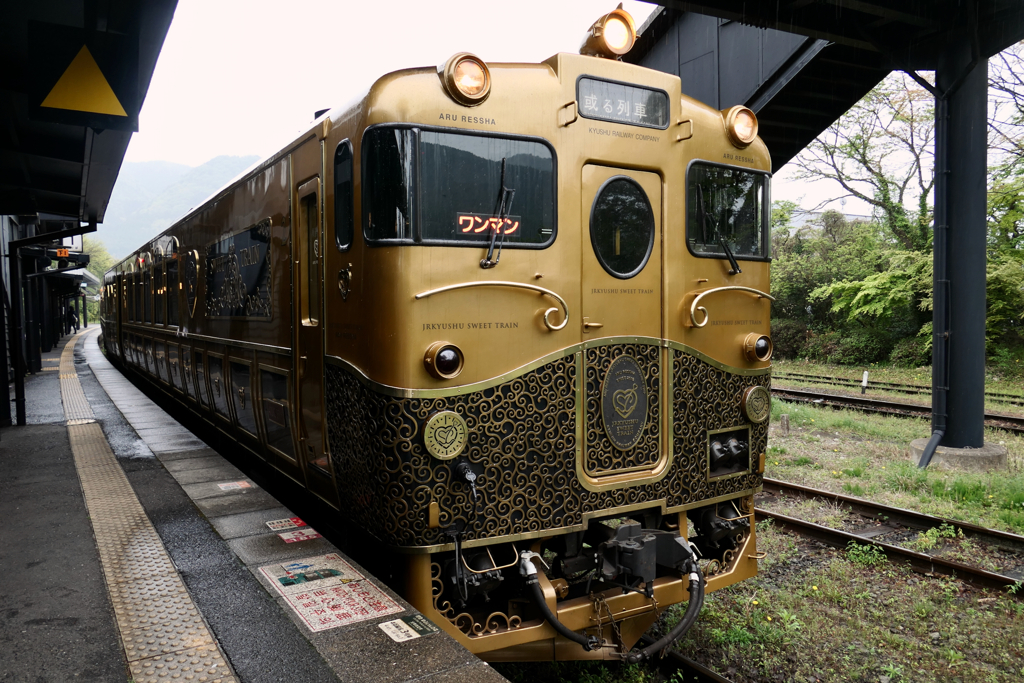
left=423, top=411, right=468, bottom=460
left=742, top=386, right=771, bottom=424
left=601, top=355, right=648, bottom=451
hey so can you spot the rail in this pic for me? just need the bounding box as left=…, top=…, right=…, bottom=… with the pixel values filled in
left=775, top=372, right=1024, bottom=405
left=771, top=387, right=1024, bottom=434
left=638, top=635, right=735, bottom=683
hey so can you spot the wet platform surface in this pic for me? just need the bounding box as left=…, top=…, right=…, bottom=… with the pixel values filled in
left=1, top=327, right=505, bottom=683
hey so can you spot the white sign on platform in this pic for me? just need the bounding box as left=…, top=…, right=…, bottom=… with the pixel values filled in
left=259, top=553, right=403, bottom=632
left=278, top=529, right=322, bottom=543
left=266, top=517, right=307, bottom=531
left=378, top=614, right=441, bottom=642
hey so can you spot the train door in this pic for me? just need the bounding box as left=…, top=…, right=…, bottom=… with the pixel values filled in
left=579, top=165, right=666, bottom=480
left=291, top=141, right=337, bottom=503
left=580, top=165, right=662, bottom=338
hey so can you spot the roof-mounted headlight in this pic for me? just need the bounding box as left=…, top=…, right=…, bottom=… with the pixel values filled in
left=579, top=5, right=637, bottom=58
left=723, top=106, right=758, bottom=148
left=439, top=53, right=491, bottom=107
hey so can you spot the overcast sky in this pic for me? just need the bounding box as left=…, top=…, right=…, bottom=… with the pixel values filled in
left=124, top=0, right=866, bottom=213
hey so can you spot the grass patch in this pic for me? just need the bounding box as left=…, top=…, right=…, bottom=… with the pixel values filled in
left=767, top=398, right=1024, bottom=533
left=667, top=546, right=1024, bottom=682
left=842, top=482, right=866, bottom=496
left=847, top=541, right=887, bottom=566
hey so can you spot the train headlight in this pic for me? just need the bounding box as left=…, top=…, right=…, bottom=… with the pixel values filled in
left=724, top=106, right=758, bottom=148
left=579, top=7, right=636, bottom=58
left=743, top=333, right=773, bottom=362
left=424, top=341, right=465, bottom=380
left=439, top=53, right=491, bottom=106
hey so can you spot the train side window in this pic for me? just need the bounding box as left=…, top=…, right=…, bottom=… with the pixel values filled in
left=143, top=265, right=152, bottom=323
left=686, top=161, right=769, bottom=260
left=297, top=182, right=321, bottom=326
left=154, top=341, right=168, bottom=382
left=334, top=140, right=353, bottom=250
left=260, top=368, right=294, bottom=458
left=127, top=273, right=134, bottom=322
left=208, top=354, right=230, bottom=420
left=195, top=350, right=209, bottom=408
left=155, top=260, right=165, bottom=325
left=230, top=360, right=258, bottom=437
left=167, top=250, right=179, bottom=327
left=135, top=271, right=142, bottom=322
left=362, top=127, right=414, bottom=241
left=168, top=344, right=179, bottom=390
left=180, top=346, right=194, bottom=399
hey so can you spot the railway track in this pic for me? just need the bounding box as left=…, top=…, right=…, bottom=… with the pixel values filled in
left=775, top=371, right=1024, bottom=405
left=639, top=635, right=735, bottom=683
left=755, top=478, right=1024, bottom=594
left=771, top=386, right=1024, bottom=434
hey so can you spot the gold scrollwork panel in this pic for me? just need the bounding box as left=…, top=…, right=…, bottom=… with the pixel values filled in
left=584, top=344, right=661, bottom=476
left=323, top=349, right=767, bottom=548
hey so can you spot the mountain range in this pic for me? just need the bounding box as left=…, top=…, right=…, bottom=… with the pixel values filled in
left=97, top=155, right=260, bottom=259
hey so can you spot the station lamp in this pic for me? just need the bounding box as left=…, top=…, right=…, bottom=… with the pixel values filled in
left=579, top=5, right=637, bottom=58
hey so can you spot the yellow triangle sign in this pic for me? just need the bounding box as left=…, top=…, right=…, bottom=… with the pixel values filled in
left=41, top=45, right=127, bottom=116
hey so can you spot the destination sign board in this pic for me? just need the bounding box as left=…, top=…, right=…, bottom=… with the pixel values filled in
left=577, top=77, right=669, bottom=130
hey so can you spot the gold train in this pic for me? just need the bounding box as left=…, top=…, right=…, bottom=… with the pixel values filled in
left=101, top=7, right=774, bottom=662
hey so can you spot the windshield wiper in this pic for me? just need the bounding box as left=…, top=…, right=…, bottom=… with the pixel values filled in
left=481, top=158, right=515, bottom=269
left=719, top=236, right=742, bottom=275
left=697, top=183, right=740, bottom=275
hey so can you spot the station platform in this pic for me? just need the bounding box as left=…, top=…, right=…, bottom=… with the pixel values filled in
left=1, top=327, right=506, bottom=683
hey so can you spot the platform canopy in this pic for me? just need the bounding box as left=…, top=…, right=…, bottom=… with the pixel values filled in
left=630, top=0, right=1024, bottom=170
left=0, top=0, right=176, bottom=225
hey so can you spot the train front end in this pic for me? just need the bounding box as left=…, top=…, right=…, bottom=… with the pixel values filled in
left=322, top=8, right=772, bottom=661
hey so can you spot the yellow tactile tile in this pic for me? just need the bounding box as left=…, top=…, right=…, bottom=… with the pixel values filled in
left=128, top=644, right=237, bottom=683
left=61, top=330, right=239, bottom=683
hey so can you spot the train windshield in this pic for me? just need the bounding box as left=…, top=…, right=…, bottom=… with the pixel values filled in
left=686, top=162, right=768, bottom=259
left=363, top=127, right=556, bottom=247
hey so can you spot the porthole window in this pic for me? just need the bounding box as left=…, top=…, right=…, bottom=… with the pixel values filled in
left=589, top=176, right=655, bottom=279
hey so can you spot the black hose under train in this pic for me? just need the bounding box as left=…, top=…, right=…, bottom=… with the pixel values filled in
left=526, top=578, right=601, bottom=651
left=624, top=572, right=705, bottom=664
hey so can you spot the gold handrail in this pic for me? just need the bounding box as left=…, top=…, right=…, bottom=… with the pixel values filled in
left=415, top=281, right=569, bottom=331
left=689, top=286, right=775, bottom=328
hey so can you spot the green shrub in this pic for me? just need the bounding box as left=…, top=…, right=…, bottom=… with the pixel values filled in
left=770, top=318, right=808, bottom=359
left=803, top=330, right=841, bottom=362
left=889, top=335, right=931, bottom=367
left=988, top=345, right=1024, bottom=380
left=847, top=541, right=887, bottom=566
left=804, top=329, right=889, bottom=365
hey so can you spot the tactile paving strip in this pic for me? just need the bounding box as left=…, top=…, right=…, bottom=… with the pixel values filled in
left=61, top=330, right=239, bottom=683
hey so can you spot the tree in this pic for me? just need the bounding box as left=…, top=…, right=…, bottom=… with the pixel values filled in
left=989, top=41, right=1024, bottom=165
left=83, top=236, right=115, bottom=278
left=83, top=237, right=115, bottom=321
left=789, top=72, right=935, bottom=252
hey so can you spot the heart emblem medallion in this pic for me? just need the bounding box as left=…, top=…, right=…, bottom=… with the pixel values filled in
left=434, top=425, right=457, bottom=448
left=599, top=355, right=648, bottom=451
left=423, top=411, right=468, bottom=460
left=612, top=386, right=638, bottom=418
